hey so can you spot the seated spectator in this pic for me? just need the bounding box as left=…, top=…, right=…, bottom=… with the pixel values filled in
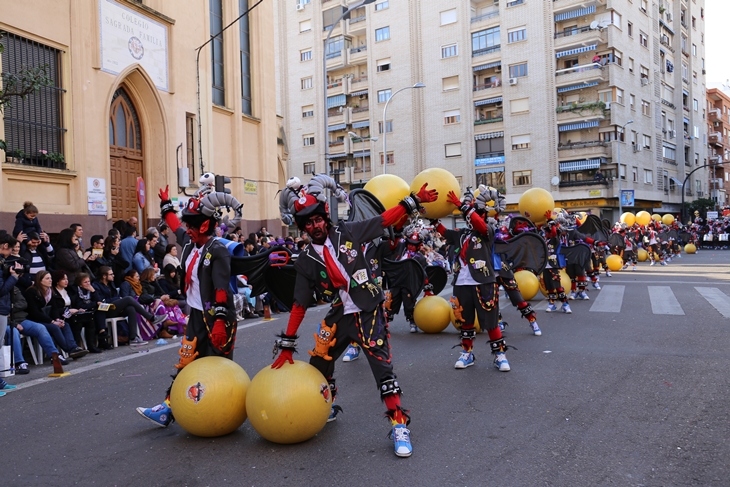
left=242, top=239, right=256, bottom=256
left=162, top=244, right=181, bottom=270
left=71, top=273, right=103, bottom=353
left=55, top=228, right=88, bottom=286
left=140, top=268, right=186, bottom=338
left=119, top=269, right=168, bottom=342
left=83, top=235, right=105, bottom=278
left=18, top=231, right=55, bottom=290
left=158, top=264, right=184, bottom=302
left=132, top=238, right=154, bottom=275
left=12, top=201, right=43, bottom=238
left=96, top=235, right=126, bottom=282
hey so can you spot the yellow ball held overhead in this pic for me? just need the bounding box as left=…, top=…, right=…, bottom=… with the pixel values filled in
left=606, top=254, right=624, bottom=271
left=637, top=248, right=649, bottom=262
left=518, top=187, right=554, bottom=226
left=364, top=174, right=411, bottom=211
left=662, top=214, right=675, bottom=225
left=539, top=269, right=572, bottom=297
left=635, top=211, right=652, bottom=226
left=246, top=360, right=332, bottom=444
left=684, top=243, right=697, bottom=254
left=514, top=270, right=540, bottom=301
left=620, top=212, right=636, bottom=226
left=410, top=168, right=461, bottom=219
left=413, top=295, right=452, bottom=333
left=169, top=356, right=250, bottom=437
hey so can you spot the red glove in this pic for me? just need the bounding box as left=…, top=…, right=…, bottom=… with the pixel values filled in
left=446, top=191, right=462, bottom=207
left=416, top=183, right=438, bottom=204
left=210, top=319, right=228, bottom=349
left=272, top=349, right=294, bottom=369
left=159, top=185, right=170, bottom=202
left=544, top=210, right=553, bottom=220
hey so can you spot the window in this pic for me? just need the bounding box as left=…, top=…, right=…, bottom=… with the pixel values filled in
left=630, top=94, right=636, bottom=110
left=380, top=153, right=394, bottom=165
left=472, top=27, right=501, bottom=56
left=681, top=62, right=688, bottom=80
left=475, top=137, right=504, bottom=155
left=303, top=135, right=315, bottom=146
left=186, top=113, right=195, bottom=181
left=210, top=0, right=225, bottom=106
left=693, top=71, right=698, bottom=84
left=1, top=32, right=66, bottom=168
left=640, top=66, right=649, bottom=80
left=692, top=17, right=696, bottom=29
left=476, top=168, right=505, bottom=192
left=441, top=43, right=458, bottom=58
left=375, top=1, right=388, bottom=11
left=639, top=31, right=648, bottom=48
left=301, top=77, right=313, bottom=89
left=302, top=105, right=314, bottom=118
left=299, top=20, right=311, bottom=32
left=663, top=145, right=676, bottom=160
left=240, top=0, right=252, bottom=115
left=377, top=89, right=392, bottom=103
left=323, top=8, right=343, bottom=30
left=694, top=125, right=699, bottom=138
left=376, top=58, right=391, bottom=72
left=641, top=100, right=650, bottom=116
left=628, top=57, right=634, bottom=73
left=300, top=49, right=312, bottom=61
left=509, top=63, right=528, bottom=78
left=632, top=166, right=638, bottom=182
left=643, top=134, right=651, bottom=149
left=511, top=134, right=530, bottom=150
left=511, top=98, right=529, bottom=113
left=513, top=170, right=531, bottom=186
left=616, top=88, right=624, bottom=105
left=378, top=120, right=393, bottom=133
left=640, top=0, right=648, bottom=13
left=644, top=169, right=653, bottom=184
left=445, top=143, right=461, bottom=157
left=440, top=9, right=457, bottom=25
left=325, top=36, right=345, bottom=59
left=444, top=109, right=461, bottom=125
left=619, top=164, right=626, bottom=180
left=375, top=26, right=390, bottom=42
left=627, top=22, right=633, bottom=37
left=304, top=162, right=315, bottom=175
left=507, top=27, right=526, bottom=43
left=442, top=75, right=459, bottom=91
left=693, top=99, right=698, bottom=111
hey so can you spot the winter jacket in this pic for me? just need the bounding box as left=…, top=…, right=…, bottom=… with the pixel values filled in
left=0, top=271, right=18, bottom=316
left=23, top=286, right=64, bottom=323
left=10, top=286, right=28, bottom=325
left=132, top=252, right=153, bottom=274
left=120, top=281, right=155, bottom=305
left=12, top=209, right=42, bottom=238
left=55, top=247, right=87, bottom=285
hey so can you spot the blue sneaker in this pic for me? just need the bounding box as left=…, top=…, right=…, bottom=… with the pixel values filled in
left=136, top=403, right=173, bottom=427
left=0, top=391, right=5, bottom=397
left=592, top=281, right=601, bottom=290
left=0, top=383, right=18, bottom=391
left=577, top=291, right=590, bottom=300
left=391, top=424, right=413, bottom=457
left=494, top=352, right=510, bottom=372
left=568, top=291, right=578, bottom=300
left=342, top=344, right=360, bottom=362
left=546, top=303, right=558, bottom=313
left=530, top=321, right=542, bottom=336
left=562, top=302, right=572, bottom=314
left=327, top=404, right=343, bottom=422
left=409, top=322, right=418, bottom=333
left=454, top=351, right=475, bottom=369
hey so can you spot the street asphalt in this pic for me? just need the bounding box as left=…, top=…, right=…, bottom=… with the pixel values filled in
left=3, top=249, right=730, bottom=487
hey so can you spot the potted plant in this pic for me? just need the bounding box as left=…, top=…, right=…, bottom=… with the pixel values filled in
left=5, top=148, right=27, bottom=164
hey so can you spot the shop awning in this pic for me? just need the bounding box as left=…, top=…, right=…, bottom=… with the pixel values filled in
left=475, top=131, right=504, bottom=141
left=555, top=5, right=596, bottom=22
left=327, top=123, right=347, bottom=132
left=351, top=120, right=370, bottom=128
left=353, top=150, right=371, bottom=157
left=350, top=89, right=368, bottom=96
left=326, top=94, right=346, bottom=109
left=558, top=120, right=600, bottom=132
left=557, top=81, right=599, bottom=93
left=659, top=19, right=675, bottom=35
left=475, top=96, right=503, bottom=107
left=559, top=158, right=602, bottom=172
left=473, top=61, right=501, bottom=72
left=327, top=152, right=347, bottom=159
left=556, top=44, right=597, bottom=59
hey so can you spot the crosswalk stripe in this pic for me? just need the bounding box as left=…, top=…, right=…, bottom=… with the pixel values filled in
left=590, top=285, right=625, bottom=313
left=648, top=286, right=684, bottom=315
left=695, top=287, right=730, bottom=318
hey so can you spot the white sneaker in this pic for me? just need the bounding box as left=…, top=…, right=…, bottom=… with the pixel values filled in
left=530, top=321, right=542, bottom=336
left=568, top=291, right=578, bottom=300
left=605, top=270, right=612, bottom=277
left=493, top=352, right=510, bottom=372
left=454, top=351, right=475, bottom=369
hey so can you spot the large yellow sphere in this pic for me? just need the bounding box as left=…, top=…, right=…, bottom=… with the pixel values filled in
left=518, top=188, right=554, bottom=226
left=514, top=270, right=540, bottom=301
left=410, top=168, right=461, bottom=219
left=684, top=243, right=697, bottom=254
left=170, top=356, right=250, bottom=437
left=246, top=361, right=332, bottom=444
left=637, top=248, right=649, bottom=262
left=450, top=304, right=481, bottom=332
left=539, top=269, right=571, bottom=297
left=413, top=295, right=452, bottom=333
left=620, top=212, right=636, bottom=226
left=651, top=213, right=662, bottom=222
left=636, top=211, right=652, bottom=226
left=662, top=214, right=675, bottom=225
left=364, top=174, right=410, bottom=210
left=606, top=254, right=623, bottom=271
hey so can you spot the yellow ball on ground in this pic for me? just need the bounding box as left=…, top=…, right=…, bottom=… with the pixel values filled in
left=518, top=188, right=554, bottom=226
left=636, top=211, right=652, bottom=226
left=637, top=248, right=649, bottom=262
left=170, top=356, right=250, bottom=437
left=514, top=270, right=540, bottom=301
left=539, top=269, right=571, bottom=297
left=620, top=212, right=636, bottom=226
left=364, top=174, right=410, bottom=210
left=246, top=360, right=332, bottom=444
left=410, top=168, right=461, bottom=219
left=684, top=243, right=697, bottom=254
left=606, top=254, right=623, bottom=271
left=450, top=305, right=481, bottom=333
left=413, top=295, right=452, bottom=333
left=662, top=214, right=675, bottom=225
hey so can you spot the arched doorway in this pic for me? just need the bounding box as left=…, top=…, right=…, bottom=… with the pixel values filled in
left=109, top=87, right=144, bottom=223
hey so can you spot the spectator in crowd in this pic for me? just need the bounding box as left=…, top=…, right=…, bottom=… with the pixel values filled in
left=70, top=224, right=84, bottom=255
left=51, top=270, right=90, bottom=356
left=153, top=225, right=169, bottom=266
left=18, top=231, right=55, bottom=289
left=7, top=286, right=33, bottom=373
left=162, top=244, right=181, bottom=270
left=127, top=216, right=138, bottom=233
left=140, top=267, right=185, bottom=338
left=71, top=273, right=103, bottom=353
left=242, top=239, right=255, bottom=256
left=119, top=225, right=138, bottom=273
left=158, top=264, right=186, bottom=311
left=53, top=228, right=88, bottom=288
left=12, top=201, right=43, bottom=238
left=83, top=235, right=105, bottom=278
left=145, top=233, right=160, bottom=267
left=0, top=234, right=21, bottom=376
left=132, top=238, right=155, bottom=274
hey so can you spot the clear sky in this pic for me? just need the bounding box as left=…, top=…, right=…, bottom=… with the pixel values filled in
left=705, top=0, right=728, bottom=89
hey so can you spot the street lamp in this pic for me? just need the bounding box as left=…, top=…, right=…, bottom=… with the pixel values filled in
left=323, top=0, right=376, bottom=174
left=382, top=82, right=425, bottom=174
left=616, top=119, right=633, bottom=218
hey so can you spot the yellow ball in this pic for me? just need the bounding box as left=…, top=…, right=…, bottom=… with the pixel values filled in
left=450, top=303, right=481, bottom=333
left=651, top=213, right=662, bottom=222
left=637, top=248, right=649, bottom=262
left=410, top=168, right=461, bottom=219
left=246, top=360, right=332, bottom=444
left=514, top=270, right=540, bottom=301
left=519, top=188, right=554, bottom=226
left=662, top=214, right=675, bottom=225
left=636, top=211, right=652, bottom=226
left=606, top=254, right=623, bottom=271
left=413, top=295, right=452, bottom=333
left=620, top=212, right=636, bottom=226
left=539, top=269, right=571, bottom=297
left=170, top=356, right=250, bottom=437
left=684, top=243, right=697, bottom=254
left=364, top=174, right=411, bottom=211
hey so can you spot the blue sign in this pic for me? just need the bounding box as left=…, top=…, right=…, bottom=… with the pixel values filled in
left=475, top=155, right=505, bottom=166
left=620, top=189, right=635, bottom=207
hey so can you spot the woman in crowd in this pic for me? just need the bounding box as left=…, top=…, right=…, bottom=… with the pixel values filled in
left=119, top=269, right=157, bottom=341
left=96, top=235, right=128, bottom=284
left=132, top=238, right=155, bottom=274
left=162, top=244, right=180, bottom=271
left=140, top=268, right=186, bottom=338
left=157, top=264, right=185, bottom=309
left=71, top=273, right=105, bottom=352
left=55, top=228, right=88, bottom=285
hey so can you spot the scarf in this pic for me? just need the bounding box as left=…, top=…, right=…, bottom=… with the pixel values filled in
left=124, top=276, right=143, bottom=296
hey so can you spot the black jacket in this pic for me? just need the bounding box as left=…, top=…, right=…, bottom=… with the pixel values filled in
left=443, top=225, right=497, bottom=285
left=23, top=286, right=65, bottom=323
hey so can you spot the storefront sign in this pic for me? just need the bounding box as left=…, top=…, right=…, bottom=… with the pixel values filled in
left=561, top=199, right=608, bottom=208
left=87, top=177, right=108, bottom=215
left=99, top=0, right=169, bottom=91
left=589, top=189, right=602, bottom=197
left=475, top=155, right=506, bottom=166
left=620, top=190, right=635, bottom=207
left=244, top=180, right=258, bottom=194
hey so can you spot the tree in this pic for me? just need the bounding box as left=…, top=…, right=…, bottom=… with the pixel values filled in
left=687, top=197, right=717, bottom=219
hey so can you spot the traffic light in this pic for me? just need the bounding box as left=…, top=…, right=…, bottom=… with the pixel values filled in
left=215, top=175, right=232, bottom=194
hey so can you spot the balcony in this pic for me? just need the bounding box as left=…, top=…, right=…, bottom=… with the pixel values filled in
left=327, top=107, right=349, bottom=125
left=557, top=140, right=612, bottom=160
left=554, top=26, right=607, bottom=50
left=474, top=115, right=503, bottom=125
left=470, top=9, right=499, bottom=27
left=661, top=98, right=676, bottom=109
left=559, top=179, right=610, bottom=189
left=709, top=108, right=721, bottom=121
left=556, top=101, right=608, bottom=123
left=555, top=63, right=608, bottom=86
left=350, top=105, right=369, bottom=122
left=472, top=45, right=501, bottom=58
left=349, top=75, right=368, bottom=93
left=710, top=132, right=724, bottom=146
left=327, top=78, right=345, bottom=95
left=473, top=79, right=502, bottom=92
left=326, top=50, right=345, bottom=70
left=348, top=44, right=367, bottom=64
left=347, top=14, right=367, bottom=35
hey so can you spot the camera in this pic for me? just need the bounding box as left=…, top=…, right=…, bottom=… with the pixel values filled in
left=0, top=256, right=31, bottom=277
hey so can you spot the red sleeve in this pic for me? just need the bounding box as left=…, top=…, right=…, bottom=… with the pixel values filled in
left=164, top=211, right=180, bottom=233
left=381, top=205, right=408, bottom=228
left=585, top=237, right=595, bottom=245
left=284, top=303, right=306, bottom=336
left=436, top=223, right=447, bottom=235
left=469, top=211, right=488, bottom=235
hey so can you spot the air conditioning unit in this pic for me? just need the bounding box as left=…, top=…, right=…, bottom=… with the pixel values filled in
left=509, top=77, right=518, bottom=85
left=633, top=145, right=642, bottom=153
left=714, top=121, right=720, bottom=127
left=604, top=101, right=612, bottom=109
left=641, top=78, right=649, bottom=86
left=670, top=129, right=676, bottom=138
left=661, top=35, right=669, bottom=44
left=667, top=13, right=673, bottom=22
left=296, top=3, right=304, bottom=11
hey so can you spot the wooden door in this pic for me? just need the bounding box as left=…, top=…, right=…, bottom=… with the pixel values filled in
left=109, top=88, right=144, bottom=222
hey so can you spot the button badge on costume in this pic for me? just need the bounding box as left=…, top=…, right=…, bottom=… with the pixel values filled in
left=186, top=382, right=206, bottom=404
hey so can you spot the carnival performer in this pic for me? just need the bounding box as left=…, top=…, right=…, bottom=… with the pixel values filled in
left=136, top=185, right=240, bottom=427
left=433, top=189, right=512, bottom=371
left=558, top=214, right=594, bottom=300
left=272, top=174, right=438, bottom=458
left=646, top=223, right=666, bottom=266
left=387, top=232, right=428, bottom=333
left=589, top=240, right=611, bottom=290
left=541, top=214, right=572, bottom=314
left=621, top=229, right=638, bottom=271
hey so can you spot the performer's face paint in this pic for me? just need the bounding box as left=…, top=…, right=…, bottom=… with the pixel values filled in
left=305, top=215, right=328, bottom=245
left=185, top=221, right=212, bottom=246
left=407, top=243, right=418, bottom=253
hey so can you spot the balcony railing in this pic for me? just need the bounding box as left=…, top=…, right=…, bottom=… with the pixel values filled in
left=661, top=99, right=676, bottom=109
left=473, top=81, right=501, bottom=92
left=472, top=45, right=501, bottom=57
left=350, top=15, right=366, bottom=24
left=555, top=25, right=593, bottom=39
left=559, top=179, right=609, bottom=188
left=555, top=62, right=602, bottom=76
left=352, top=106, right=369, bottom=113
left=350, top=45, right=367, bottom=54
left=558, top=140, right=607, bottom=150
left=471, top=10, right=499, bottom=23
left=475, top=117, right=504, bottom=125
left=664, top=158, right=678, bottom=166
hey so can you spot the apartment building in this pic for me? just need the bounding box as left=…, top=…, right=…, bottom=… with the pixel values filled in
left=275, top=0, right=708, bottom=222
left=706, top=88, right=729, bottom=206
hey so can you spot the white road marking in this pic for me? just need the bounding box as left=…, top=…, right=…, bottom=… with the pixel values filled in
left=648, top=286, right=684, bottom=315
left=590, top=285, right=625, bottom=313
left=695, top=287, right=730, bottom=318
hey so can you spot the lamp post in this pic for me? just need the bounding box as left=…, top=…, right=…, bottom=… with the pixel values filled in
left=616, top=119, right=633, bottom=218
left=381, top=82, right=425, bottom=174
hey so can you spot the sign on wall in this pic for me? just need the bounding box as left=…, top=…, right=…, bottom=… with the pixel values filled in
left=99, top=0, right=169, bottom=91
left=620, top=190, right=635, bottom=207
left=87, top=177, right=108, bottom=215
